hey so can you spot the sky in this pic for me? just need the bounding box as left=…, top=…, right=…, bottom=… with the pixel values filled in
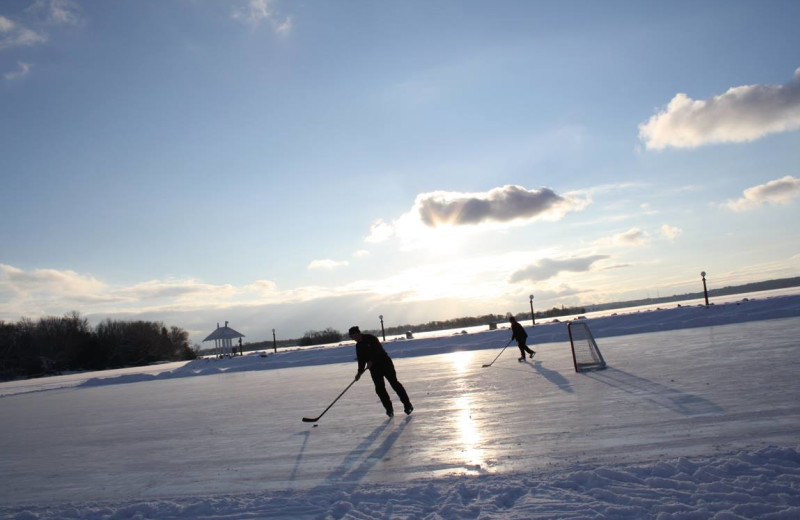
left=1, top=0, right=799, bottom=344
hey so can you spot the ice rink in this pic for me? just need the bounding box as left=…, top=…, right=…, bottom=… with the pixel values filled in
left=2, top=310, right=799, bottom=518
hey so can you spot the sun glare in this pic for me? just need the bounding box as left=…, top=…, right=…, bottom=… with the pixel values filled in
left=454, top=394, right=485, bottom=473
left=448, top=350, right=474, bottom=373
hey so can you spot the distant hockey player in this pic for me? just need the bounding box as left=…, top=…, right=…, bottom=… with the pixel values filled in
left=349, top=326, right=413, bottom=417
left=509, top=316, right=535, bottom=361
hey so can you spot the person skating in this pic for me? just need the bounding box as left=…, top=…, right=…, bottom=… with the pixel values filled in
left=349, top=326, right=413, bottom=417
left=509, top=316, right=535, bottom=361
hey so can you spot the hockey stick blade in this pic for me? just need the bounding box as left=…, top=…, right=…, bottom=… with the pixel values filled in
left=481, top=339, right=513, bottom=368
left=301, top=377, right=359, bottom=424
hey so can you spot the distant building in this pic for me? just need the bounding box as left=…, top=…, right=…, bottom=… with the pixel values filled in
left=203, top=321, right=245, bottom=357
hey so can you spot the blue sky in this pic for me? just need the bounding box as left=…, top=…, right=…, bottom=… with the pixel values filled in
left=2, top=0, right=799, bottom=343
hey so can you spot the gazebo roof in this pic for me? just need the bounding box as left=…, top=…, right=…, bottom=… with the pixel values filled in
left=202, top=323, right=245, bottom=342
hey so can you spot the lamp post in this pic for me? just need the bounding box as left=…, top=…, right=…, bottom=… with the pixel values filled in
left=379, top=315, right=386, bottom=342
left=529, top=294, right=535, bottom=326
left=272, top=328, right=277, bottom=353
left=700, top=271, right=709, bottom=307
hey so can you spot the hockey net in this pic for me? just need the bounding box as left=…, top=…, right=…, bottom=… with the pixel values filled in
left=568, top=320, right=607, bottom=372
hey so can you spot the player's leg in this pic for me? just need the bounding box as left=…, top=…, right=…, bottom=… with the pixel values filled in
left=370, top=369, right=394, bottom=416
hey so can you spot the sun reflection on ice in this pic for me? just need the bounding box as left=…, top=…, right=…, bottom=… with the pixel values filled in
left=455, top=394, right=485, bottom=473
left=447, top=351, right=489, bottom=474
left=449, top=350, right=474, bottom=374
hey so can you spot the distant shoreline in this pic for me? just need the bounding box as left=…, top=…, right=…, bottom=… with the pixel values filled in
left=241, top=276, right=800, bottom=352
left=584, top=276, right=800, bottom=312
left=371, top=276, right=800, bottom=339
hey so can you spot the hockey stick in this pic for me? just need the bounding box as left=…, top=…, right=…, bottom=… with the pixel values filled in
left=481, top=339, right=513, bottom=368
left=302, top=375, right=360, bottom=423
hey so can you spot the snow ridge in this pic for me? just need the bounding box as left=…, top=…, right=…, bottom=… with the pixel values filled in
left=5, top=446, right=798, bottom=520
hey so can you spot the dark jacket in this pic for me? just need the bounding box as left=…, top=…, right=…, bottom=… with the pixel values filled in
left=510, top=320, right=528, bottom=342
left=355, top=333, right=392, bottom=373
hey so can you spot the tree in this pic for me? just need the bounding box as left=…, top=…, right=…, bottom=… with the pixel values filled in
left=299, top=328, right=344, bottom=346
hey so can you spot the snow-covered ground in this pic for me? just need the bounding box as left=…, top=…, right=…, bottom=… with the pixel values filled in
left=2, top=293, right=800, bottom=519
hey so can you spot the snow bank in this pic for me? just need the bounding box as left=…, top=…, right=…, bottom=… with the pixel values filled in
left=6, top=445, right=799, bottom=520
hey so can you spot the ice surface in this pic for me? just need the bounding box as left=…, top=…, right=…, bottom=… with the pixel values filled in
left=1, top=294, right=799, bottom=519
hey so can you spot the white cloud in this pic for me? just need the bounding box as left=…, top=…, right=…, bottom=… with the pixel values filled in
left=352, top=250, right=370, bottom=258
left=4, top=61, right=31, bottom=80
left=0, top=17, right=46, bottom=50
left=115, top=279, right=236, bottom=302
left=0, top=264, right=293, bottom=323
left=0, top=16, right=14, bottom=32
left=244, top=280, right=278, bottom=295
left=365, top=218, right=395, bottom=243
left=659, top=224, right=683, bottom=240
left=595, top=227, right=651, bottom=247
left=232, top=0, right=291, bottom=34
left=509, top=255, right=609, bottom=284
left=307, top=259, right=349, bottom=270
left=31, top=0, right=81, bottom=26
left=0, top=265, right=115, bottom=318
left=1, top=1, right=81, bottom=83
left=366, top=185, right=589, bottom=250
left=232, top=0, right=271, bottom=24
left=274, top=16, right=292, bottom=34
left=724, top=175, right=800, bottom=212
left=1, top=251, right=551, bottom=331
left=639, top=68, right=800, bottom=150
left=1, top=263, right=106, bottom=297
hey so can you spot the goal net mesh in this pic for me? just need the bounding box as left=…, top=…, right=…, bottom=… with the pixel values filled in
left=568, top=321, right=607, bottom=372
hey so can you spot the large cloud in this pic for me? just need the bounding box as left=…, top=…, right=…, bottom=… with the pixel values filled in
left=417, top=185, right=587, bottom=228
left=363, top=185, right=590, bottom=251
left=0, top=263, right=106, bottom=299
left=725, top=175, right=800, bottom=212
left=639, top=68, right=800, bottom=150
left=365, top=185, right=589, bottom=249
left=0, top=264, right=285, bottom=321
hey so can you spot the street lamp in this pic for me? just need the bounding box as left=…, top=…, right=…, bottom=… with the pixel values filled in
left=700, top=271, right=709, bottom=307
left=529, top=294, right=535, bottom=326
left=379, top=315, right=386, bottom=342
left=272, top=328, right=277, bottom=353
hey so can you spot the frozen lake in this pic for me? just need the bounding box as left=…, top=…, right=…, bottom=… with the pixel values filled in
left=1, top=303, right=799, bottom=518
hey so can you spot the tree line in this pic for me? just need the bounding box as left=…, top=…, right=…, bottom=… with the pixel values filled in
left=298, top=327, right=345, bottom=346
left=0, top=312, right=197, bottom=381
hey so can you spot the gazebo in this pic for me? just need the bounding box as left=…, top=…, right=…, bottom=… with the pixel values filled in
left=203, top=321, right=245, bottom=357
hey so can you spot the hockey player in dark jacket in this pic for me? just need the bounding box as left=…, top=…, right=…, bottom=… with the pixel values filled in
left=349, top=326, right=413, bottom=417
left=509, top=316, right=536, bottom=361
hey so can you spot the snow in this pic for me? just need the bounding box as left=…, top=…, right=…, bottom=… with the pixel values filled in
left=1, top=293, right=800, bottom=519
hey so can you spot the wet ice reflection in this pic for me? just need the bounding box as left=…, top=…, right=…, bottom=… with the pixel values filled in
left=447, top=351, right=488, bottom=474
left=448, top=350, right=473, bottom=374
left=455, top=394, right=485, bottom=472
